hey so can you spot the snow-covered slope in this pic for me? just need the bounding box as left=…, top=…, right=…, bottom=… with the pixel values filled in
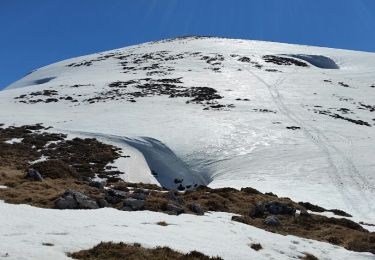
left=1, top=36, right=375, bottom=259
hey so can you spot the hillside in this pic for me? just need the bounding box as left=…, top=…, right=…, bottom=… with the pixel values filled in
left=0, top=36, right=374, bottom=259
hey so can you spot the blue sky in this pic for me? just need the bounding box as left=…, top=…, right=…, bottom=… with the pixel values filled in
left=1, top=0, right=375, bottom=89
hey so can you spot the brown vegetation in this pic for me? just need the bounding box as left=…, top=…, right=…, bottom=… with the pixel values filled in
left=69, top=242, right=222, bottom=260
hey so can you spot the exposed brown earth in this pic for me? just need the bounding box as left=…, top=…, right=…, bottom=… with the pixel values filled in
left=69, top=242, right=222, bottom=260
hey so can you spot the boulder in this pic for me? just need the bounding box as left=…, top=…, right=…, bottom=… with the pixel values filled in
left=165, top=191, right=183, bottom=205
left=25, top=168, right=43, bottom=181
left=89, top=180, right=106, bottom=189
left=264, top=215, right=280, bottom=226
left=250, top=202, right=265, bottom=218
left=130, top=192, right=148, bottom=200
left=107, top=189, right=128, bottom=198
left=55, top=190, right=98, bottom=209
left=166, top=203, right=185, bottom=215
left=190, top=203, right=204, bottom=215
left=97, top=198, right=111, bottom=208
left=105, top=189, right=129, bottom=204
left=130, top=189, right=149, bottom=200
left=55, top=195, right=77, bottom=209
left=264, top=201, right=296, bottom=215
left=123, top=198, right=145, bottom=211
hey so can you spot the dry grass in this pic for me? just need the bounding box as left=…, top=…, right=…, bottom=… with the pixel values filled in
left=156, top=221, right=169, bottom=226
left=0, top=167, right=101, bottom=208
left=69, top=242, right=223, bottom=260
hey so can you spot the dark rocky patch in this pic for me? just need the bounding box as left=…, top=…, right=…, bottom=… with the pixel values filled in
left=313, top=108, right=371, bottom=127
left=286, top=126, right=301, bottom=130
left=252, top=108, right=276, bottom=113
left=14, top=89, right=78, bottom=104
left=358, top=102, right=375, bottom=112
left=83, top=78, right=231, bottom=110
left=338, top=82, right=350, bottom=88
left=237, top=56, right=263, bottom=69
left=263, top=55, right=308, bottom=67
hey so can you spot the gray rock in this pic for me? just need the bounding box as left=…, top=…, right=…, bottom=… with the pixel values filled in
left=89, top=180, right=105, bottom=189
left=26, top=168, right=43, bottom=181
left=72, top=191, right=99, bottom=209
left=107, top=189, right=129, bottom=198
left=121, top=206, right=133, bottom=211
left=250, top=202, right=265, bottom=218
left=55, top=190, right=98, bottom=209
left=123, top=198, right=145, bottom=211
left=190, top=203, right=204, bottom=215
left=130, top=192, right=147, bottom=200
left=264, top=201, right=296, bottom=215
left=166, top=203, right=185, bottom=215
left=97, top=198, right=110, bottom=208
left=105, top=189, right=129, bottom=204
left=264, top=215, right=280, bottom=226
left=166, top=191, right=183, bottom=205
left=55, top=195, right=77, bottom=209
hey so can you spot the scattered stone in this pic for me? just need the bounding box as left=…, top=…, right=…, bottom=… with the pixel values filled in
left=123, top=198, right=145, bottom=211
left=25, top=168, right=43, bottom=181
left=89, top=180, right=105, bottom=189
left=190, top=203, right=204, bottom=215
left=130, top=192, right=148, bottom=200
left=338, top=82, right=350, bottom=88
left=263, top=55, right=308, bottom=67
left=250, top=243, right=263, bottom=251
left=250, top=202, right=265, bottom=218
left=97, top=198, right=111, bottom=208
left=166, top=203, right=185, bottom=215
left=55, top=190, right=98, bottom=209
left=264, top=201, right=296, bottom=215
left=264, top=215, right=280, bottom=226
left=165, top=191, right=183, bottom=205
left=286, top=126, right=301, bottom=130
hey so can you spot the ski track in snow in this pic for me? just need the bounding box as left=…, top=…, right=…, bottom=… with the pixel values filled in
left=232, top=55, right=373, bottom=219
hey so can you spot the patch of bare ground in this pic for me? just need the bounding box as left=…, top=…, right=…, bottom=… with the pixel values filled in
left=0, top=167, right=102, bottom=208
left=69, top=242, right=222, bottom=260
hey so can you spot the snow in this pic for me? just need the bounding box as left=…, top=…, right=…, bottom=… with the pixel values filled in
left=29, top=155, right=49, bottom=164
left=0, top=185, right=7, bottom=189
left=0, top=37, right=375, bottom=258
left=0, top=201, right=373, bottom=260
left=4, top=138, right=23, bottom=144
